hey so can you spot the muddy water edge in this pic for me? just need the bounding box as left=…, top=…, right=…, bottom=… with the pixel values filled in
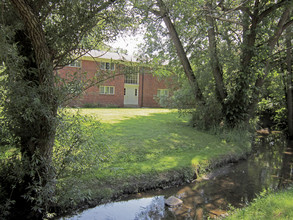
left=63, top=133, right=293, bottom=220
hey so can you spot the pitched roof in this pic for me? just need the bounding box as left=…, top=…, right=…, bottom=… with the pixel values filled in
left=84, top=50, right=137, bottom=62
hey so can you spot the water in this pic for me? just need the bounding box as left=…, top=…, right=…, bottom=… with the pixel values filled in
left=66, top=197, right=165, bottom=220
left=63, top=134, right=293, bottom=219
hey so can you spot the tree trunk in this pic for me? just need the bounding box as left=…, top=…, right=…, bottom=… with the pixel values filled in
left=224, top=3, right=259, bottom=126
left=155, top=0, right=204, bottom=103
left=286, top=25, right=293, bottom=138
left=9, top=0, right=57, bottom=218
left=205, top=1, right=227, bottom=103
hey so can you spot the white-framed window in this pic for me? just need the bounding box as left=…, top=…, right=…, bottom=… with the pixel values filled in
left=157, top=89, right=169, bottom=97
left=99, top=86, right=115, bottom=95
left=68, top=60, right=81, bottom=67
left=125, top=73, right=138, bottom=84
left=100, top=62, right=115, bottom=71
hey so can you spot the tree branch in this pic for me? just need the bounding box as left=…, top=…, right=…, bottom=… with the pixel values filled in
left=206, top=14, right=243, bottom=25
left=258, top=0, right=288, bottom=23
left=62, top=71, right=125, bottom=104
left=255, top=8, right=291, bottom=88
left=268, top=8, right=290, bottom=48
left=150, top=9, right=163, bottom=17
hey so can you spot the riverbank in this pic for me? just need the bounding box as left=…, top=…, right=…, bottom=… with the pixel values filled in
left=60, top=131, right=292, bottom=219
left=227, top=187, right=293, bottom=219
left=54, top=108, right=252, bottom=218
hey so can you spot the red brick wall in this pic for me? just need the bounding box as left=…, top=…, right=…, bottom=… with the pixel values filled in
left=59, top=60, right=170, bottom=107
left=139, top=74, right=167, bottom=107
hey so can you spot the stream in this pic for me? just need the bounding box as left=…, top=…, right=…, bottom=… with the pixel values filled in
left=63, top=133, right=293, bottom=220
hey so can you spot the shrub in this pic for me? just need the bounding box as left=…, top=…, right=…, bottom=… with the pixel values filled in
left=161, top=82, right=224, bottom=130
left=53, top=110, right=110, bottom=210
left=0, top=109, right=110, bottom=217
left=82, top=103, right=102, bottom=108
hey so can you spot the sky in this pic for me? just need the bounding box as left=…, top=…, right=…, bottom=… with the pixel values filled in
left=110, top=33, right=144, bottom=55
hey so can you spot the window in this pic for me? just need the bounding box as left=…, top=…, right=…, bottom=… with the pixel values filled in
left=157, top=89, right=169, bottom=97
left=68, top=60, right=81, bottom=67
left=100, top=62, right=115, bottom=71
left=125, top=73, right=138, bottom=84
left=135, top=89, right=138, bottom=96
left=100, top=86, right=115, bottom=95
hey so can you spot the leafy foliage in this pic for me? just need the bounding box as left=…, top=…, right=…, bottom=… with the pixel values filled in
left=54, top=110, right=109, bottom=179
left=0, top=110, right=110, bottom=218
left=0, top=0, right=132, bottom=218
left=53, top=110, right=110, bottom=211
left=134, top=0, right=293, bottom=129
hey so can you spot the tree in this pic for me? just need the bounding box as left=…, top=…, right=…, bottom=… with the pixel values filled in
left=226, top=0, right=293, bottom=126
left=0, top=0, right=130, bottom=218
left=205, top=0, right=227, bottom=105
left=286, top=23, right=293, bottom=137
left=134, top=0, right=293, bottom=128
left=149, top=0, right=204, bottom=103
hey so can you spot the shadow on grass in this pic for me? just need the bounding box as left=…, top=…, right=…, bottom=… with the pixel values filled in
left=94, top=111, right=244, bottom=177
left=54, top=110, right=251, bottom=215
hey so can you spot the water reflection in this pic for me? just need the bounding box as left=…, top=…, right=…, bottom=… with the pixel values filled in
left=64, top=134, right=293, bottom=220
left=278, top=140, right=293, bottom=188
left=65, top=197, right=165, bottom=220
left=134, top=197, right=165, bottom=220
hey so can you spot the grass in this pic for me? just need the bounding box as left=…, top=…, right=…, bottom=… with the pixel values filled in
left=60, top=108, right=251, bottom=207
left=76, top=108, right=249, bottom=176
left=227, top=187, right=293, bottom=220
left=0, top=108, right=252, bottom=214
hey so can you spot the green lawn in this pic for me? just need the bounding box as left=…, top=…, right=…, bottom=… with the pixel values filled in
left=76, top=108, right=249, bottom=177
left=1, top=108, right=252, bottom=213
left=59, top=108, right=251, bottom=206
left=227, top=187, right=293, bottom=220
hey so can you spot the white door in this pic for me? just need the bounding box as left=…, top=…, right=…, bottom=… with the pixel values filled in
left=124, top=85, right=139, bottom=105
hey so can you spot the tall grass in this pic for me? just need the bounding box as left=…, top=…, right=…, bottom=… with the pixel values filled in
left=227, top=187, right=293, bottom=220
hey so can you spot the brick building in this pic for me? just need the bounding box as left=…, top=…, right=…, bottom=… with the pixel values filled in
left=58, top=50, right=171, bottom=107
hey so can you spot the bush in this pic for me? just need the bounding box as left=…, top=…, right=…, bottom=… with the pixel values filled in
left=53, top=110, right=110, bottom=210
left=0, top=156, right=20, bottom=219
left=82, top=103, right=102, bottom=108
left=257, top=98, right=287, bottom=130
left=0, top=109, right=110, bottom=218
left=161, top=83, right=224, bottom=130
